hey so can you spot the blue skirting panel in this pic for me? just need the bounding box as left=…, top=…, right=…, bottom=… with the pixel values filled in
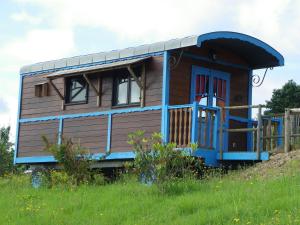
left=15, top=151, right=135, bottom=164
left=217, top=151, right=269, bottom=161
left=193, top=149, right=219, bottom=167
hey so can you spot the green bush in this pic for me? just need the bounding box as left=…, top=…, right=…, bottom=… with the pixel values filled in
left=128, top=130, right=203, bottom=192
left=43, top=136, right=93, bottom=185
left=0, top=127, right=15, bottom=176
left=50, top=170, right=73, bottom=187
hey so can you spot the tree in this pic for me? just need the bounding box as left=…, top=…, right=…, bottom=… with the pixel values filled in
left=0, top=126, right=14, bottom=176
left=265, top=80, right=300, bottom=114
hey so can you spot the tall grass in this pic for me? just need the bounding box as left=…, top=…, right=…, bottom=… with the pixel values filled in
left=0, top=168, right=299, bottom=225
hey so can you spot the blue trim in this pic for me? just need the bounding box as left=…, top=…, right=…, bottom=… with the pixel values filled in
left=191, top=101, right=198, bottom=143
left=184, top=52, right=249, bottom=70
left=196, top=31, right=284, bottom=67
left=19, top=105, right=162, bottom=123
left=106, top=114, right=112, bottom=153
left=105, top=151, right=135, bottom=160
left=193, top=149, right=219, bottom=167
left=161, top=51, right=170, bottom=142
left=15, top=151, right=136, bottom=164
left=58, top=118, right=64, bottom=145
left=218, top=151, right=269, bottom=161
left=277, top=117, right=283, bottom=147
left=167, top=104, right=193, bottom=109
left=21, top=52, right=164, bottom=77
left=14, top=76, right=23, bottom=164
left=15, top=156, right=57, bottom=164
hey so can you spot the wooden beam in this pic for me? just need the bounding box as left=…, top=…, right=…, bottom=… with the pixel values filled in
left=98, top=77, right=102, bottom=107
left=141, top=64, right=146, bottom=107
left=284, top=108, right=291, bottom=153
left=48, top=79, right=64, bottom=100
left=83, top=74, right=101, bottom=107
left=127, top=65, right=143, bottom=89
left=256, top=105, right=262, bottom=159
left=48, top=79, right=64, bottom=110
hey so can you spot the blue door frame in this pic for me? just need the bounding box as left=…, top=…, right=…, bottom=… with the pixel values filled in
left=190, top=66, right=231, bottom=165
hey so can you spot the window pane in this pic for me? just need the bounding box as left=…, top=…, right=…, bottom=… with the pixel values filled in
left=130, top=79, right=140, bottom=103
left=117, top=77, right=128, bottom=104
left=68, top=78, right=87, bottom=103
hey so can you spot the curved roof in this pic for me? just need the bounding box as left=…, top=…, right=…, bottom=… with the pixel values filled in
left=197, top=31, right=284, bottom=69
left=20, top=31, right=284, bottom=75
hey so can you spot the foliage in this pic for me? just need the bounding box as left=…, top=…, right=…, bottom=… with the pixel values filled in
left=42, top=136, right=93, bottom=185
left=0, top=165, right=300, bottom=225
left=266, top=80, right=300, bottom=114
left=0, top=126, right=14, bottom=176
left=128, top=130, right=203, bottom=192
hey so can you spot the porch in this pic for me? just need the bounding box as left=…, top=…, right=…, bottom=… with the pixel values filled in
left=166, top=103, right=284, bottom=166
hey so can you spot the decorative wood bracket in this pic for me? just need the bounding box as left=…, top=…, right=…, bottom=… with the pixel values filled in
left=127, top=65, right=143, bottom=89
left=48, top=78, right=65, bottom=110
left=127, top=64, right=146, bottom=107
left=83, top=73, right=102, bottom=107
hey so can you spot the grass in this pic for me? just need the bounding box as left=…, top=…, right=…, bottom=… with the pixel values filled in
left=0, top=161, right=300, bottom=225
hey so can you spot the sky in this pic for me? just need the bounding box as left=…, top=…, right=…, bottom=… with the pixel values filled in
left=0, top=0, right=300, bottom=140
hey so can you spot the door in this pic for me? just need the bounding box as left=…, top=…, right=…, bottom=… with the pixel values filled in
left=190, top=66, right=230, bottom=150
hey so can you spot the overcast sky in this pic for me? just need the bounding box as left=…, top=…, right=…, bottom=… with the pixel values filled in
left=1, top=0, right=300, bottom=140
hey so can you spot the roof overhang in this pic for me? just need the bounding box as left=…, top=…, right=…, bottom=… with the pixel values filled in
left=196, top=32, right=284, bottom=69
left=46, top=56, right=151, bottom=79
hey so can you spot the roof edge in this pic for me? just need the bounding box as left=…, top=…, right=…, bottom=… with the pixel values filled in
left=196, top=31, right=284, bottom=67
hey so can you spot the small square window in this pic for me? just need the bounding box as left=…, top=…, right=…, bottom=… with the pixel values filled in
left=34, top=82, right=49, bottom=97
left=65, top=76, right=88, bottom=104
left=113, top=70, right=141, bottom=106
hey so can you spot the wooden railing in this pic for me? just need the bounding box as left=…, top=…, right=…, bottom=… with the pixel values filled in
left=196, top=108, right=218, bottom=149
left=168, top=107, right=192, bottom=147
left=168, top=104, right=219, bottom=149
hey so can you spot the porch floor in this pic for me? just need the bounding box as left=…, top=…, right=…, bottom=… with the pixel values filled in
left=217, top=151, right=269, bottom=161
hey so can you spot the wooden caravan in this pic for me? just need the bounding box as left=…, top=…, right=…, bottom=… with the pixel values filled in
left=15, top=31, right=284, bottom=167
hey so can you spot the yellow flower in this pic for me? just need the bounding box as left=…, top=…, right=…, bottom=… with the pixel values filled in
left=233, top=218, right=240, bottom=223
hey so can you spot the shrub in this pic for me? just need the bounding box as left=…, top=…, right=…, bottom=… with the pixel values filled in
left=128, top=130, right=203, bottom=192
left=0, top=127, right=15, bottom=176
left=43, top=136, right=92, bottom=185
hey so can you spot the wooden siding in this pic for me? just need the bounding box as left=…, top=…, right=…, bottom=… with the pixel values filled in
left=20, top=56, right=163, bottom=118
left=18, top=56, right=163, bottom=158
left=18, top=120, right=58, bottom=157
left=63, top=116, right=108, bottom=154
left=110, top=110, right=161, bottom=152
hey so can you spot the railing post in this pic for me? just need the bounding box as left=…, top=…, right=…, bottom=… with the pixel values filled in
left=191, top=101, right=198, bottom=143
left=284, top=108, right=291, bottom=153
left=256, top=104, right=262, bottom=160
left=58, top=118, right=64, bottom=145
left=106, top=114, right=112, bottom=154
left=219, top=107, right=224, bottom=160
left=277, top=117, right=283, bottom=147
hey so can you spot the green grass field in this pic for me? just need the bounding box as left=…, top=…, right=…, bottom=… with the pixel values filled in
left=1, top=160, right=300, bottom=225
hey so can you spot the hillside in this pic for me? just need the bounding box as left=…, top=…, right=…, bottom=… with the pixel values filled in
left=0, top=151, right=299, bottom=225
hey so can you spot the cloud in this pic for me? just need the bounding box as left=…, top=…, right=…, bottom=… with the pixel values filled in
left=11, top=11, right=42, bottom=25
left=1, top=28, right=75, bottom=64
left=0, top=98, right=9, bottom=114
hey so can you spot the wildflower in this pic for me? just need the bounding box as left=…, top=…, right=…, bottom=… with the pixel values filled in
left=233, top=218, right=240, bottom=223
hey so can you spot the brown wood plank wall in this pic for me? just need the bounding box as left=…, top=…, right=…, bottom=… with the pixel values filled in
left=18, top=120, right=59, bottom=157
left=110, top=110, right=161, bottom=152
left=20, top=56, right=163, bottom=118
left=18, top=56, right=163, bottom=158
left=63, top=116, right=108, bottom=154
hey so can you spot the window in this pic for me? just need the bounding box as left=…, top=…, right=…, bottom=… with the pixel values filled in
left=113, top=70, right=141, bottom=106
left=34, top=82, right=49, bottom=97
left=65, top=76, right=88, bottom=104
